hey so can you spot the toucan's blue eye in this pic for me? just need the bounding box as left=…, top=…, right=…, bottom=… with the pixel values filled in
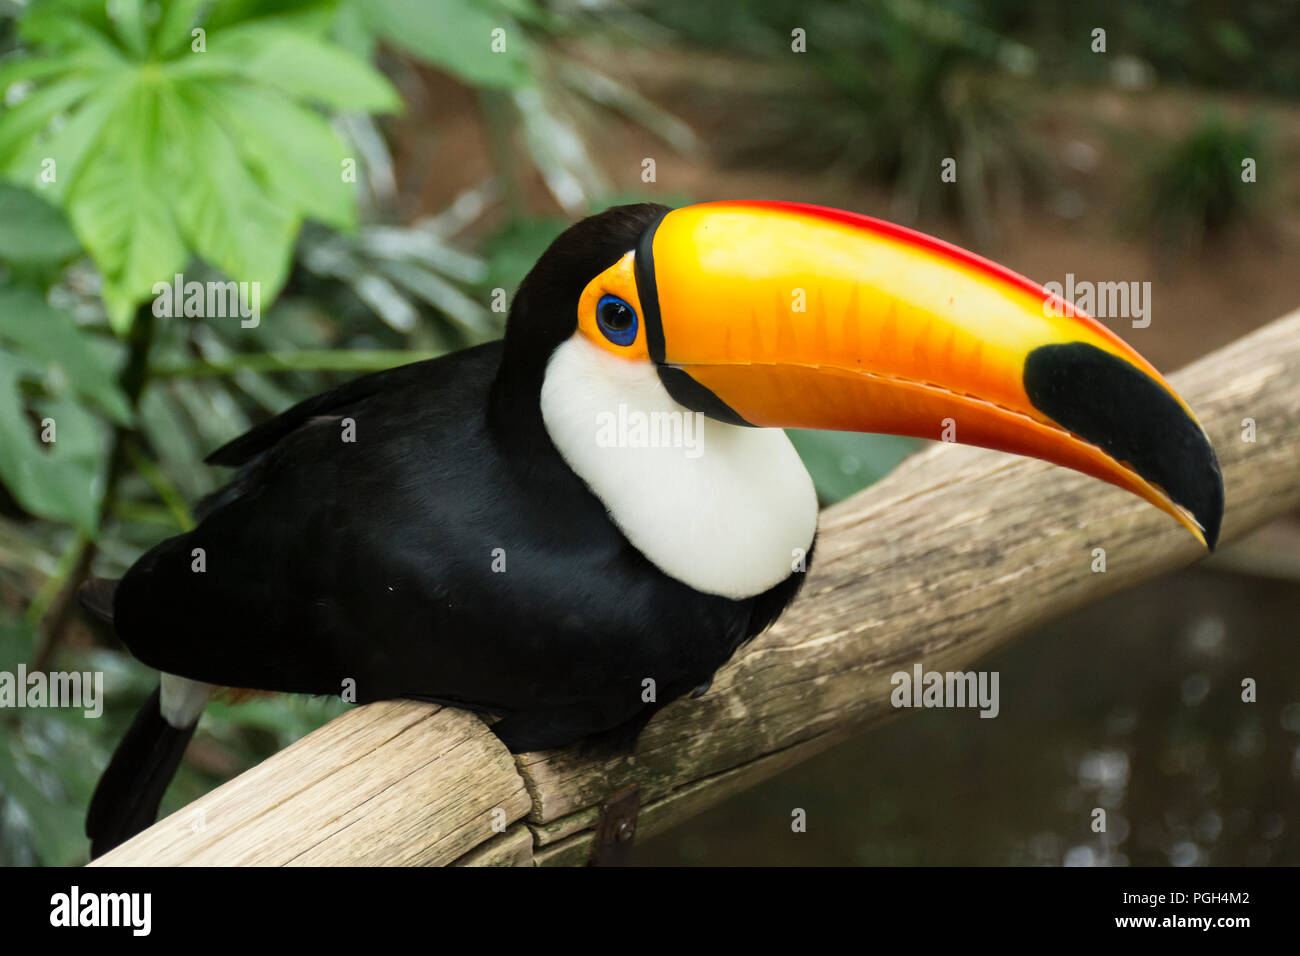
left=596, top=294, right=638, bottom=347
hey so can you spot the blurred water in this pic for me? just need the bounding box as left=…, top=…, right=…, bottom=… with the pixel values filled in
left=634, top=567, right=1300, bottom=865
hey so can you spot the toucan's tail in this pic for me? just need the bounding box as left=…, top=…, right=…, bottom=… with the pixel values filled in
left=79, top=579, right=208, bottom=858
left=85, top=685, right=197, bottom=858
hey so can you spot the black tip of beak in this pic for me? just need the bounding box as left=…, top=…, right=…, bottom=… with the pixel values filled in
left=1024, top=343, right=1224, bottom=550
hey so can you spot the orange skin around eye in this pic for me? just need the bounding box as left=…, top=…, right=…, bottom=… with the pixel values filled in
left=576, top=252, right=650, bottom=361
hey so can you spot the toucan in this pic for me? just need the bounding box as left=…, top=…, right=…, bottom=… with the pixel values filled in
left=81, top=200, right=1223, bottom=857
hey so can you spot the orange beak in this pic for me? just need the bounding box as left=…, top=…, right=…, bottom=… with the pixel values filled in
left=634, top=201, right=1223, bottom=547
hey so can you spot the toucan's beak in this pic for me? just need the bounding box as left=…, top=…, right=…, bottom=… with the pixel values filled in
left=634, top=200, right=1223, bottom=548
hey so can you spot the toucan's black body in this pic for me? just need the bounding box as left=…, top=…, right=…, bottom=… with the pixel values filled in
left=116, top=339, right=802, bottom=751
left=111, top=204, right=801, bottom=753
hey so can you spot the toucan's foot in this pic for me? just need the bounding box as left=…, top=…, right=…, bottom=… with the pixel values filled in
left=575, top=709, right=658, bottom=758
left=491, top=704, right=660, bottom=758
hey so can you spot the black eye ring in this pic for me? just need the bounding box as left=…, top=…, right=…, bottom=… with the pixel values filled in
left=596, top=294, right=638, bottom=347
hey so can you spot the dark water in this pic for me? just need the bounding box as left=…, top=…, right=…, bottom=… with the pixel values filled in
left=634, top=567, right=1300, bottom=865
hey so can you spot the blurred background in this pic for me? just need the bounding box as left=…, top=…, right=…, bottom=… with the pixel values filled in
left=0, top=0, right=1296, bottom=866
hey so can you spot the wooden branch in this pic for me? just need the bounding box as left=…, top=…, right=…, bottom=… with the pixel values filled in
left=92, top=701, right=531, bottom=866
left=93, top=309, right=1300, bottom=867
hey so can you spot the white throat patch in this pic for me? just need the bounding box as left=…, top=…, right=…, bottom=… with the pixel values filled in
left=540, top=336, right=818, bottom=600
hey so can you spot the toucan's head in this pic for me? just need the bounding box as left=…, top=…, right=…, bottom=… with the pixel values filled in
left=500, top=200, right=1223, bottom=596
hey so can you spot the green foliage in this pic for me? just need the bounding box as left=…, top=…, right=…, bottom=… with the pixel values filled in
left=0, top=183, right=80, bottom=266
left=980, top=0, right=1300, bottom=98
left=647, top=0, right=1041, bottom=241
left=1137, top=113, right=1268, bottom=256
left=479, top=215, right=568, bottom=294
left=296, top=219, right=494, bottom=351
left=0, top=0, right=934, bottom=868
left=0, top=617, right=352, bottom=866
left=0, top=283, right=128, bottom=532
left=0, top=0, right=690, bottom=867
left=345, top=0, right=536, bottom=89
left=787, top=431, right=922, bottom=506
left=0, top=0, right=400, bottom=331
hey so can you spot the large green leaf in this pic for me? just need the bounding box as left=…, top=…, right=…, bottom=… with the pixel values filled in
left=188, top=82, right=354, bottom=231
left=0, top=74, right=102, bottom=161
left=175, top=24, right=400, bottom=112
left=240, top=26, right=398, bottom=111
left=200, top=0, right=339, bottom=35
left=64, top=85, right=189, bottom=331
left=157, top=83, right=298, bottom=297
left=0, top=53, right=102, bottom=101
left=0, top=0, right=400, bottom=333
left=17, top=1, right=124, bottom=60
left=107, top=0, right=150, bottom=59
left=153, top=0, right=212, bottom=58
left=3, top=72, right=136, bottom=202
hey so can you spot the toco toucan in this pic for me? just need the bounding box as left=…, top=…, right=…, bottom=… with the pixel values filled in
left=81, top=200, right=1223, bottom=856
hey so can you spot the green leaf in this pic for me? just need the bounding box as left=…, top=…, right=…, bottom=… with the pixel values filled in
left=0, top=284, right=131, bottom=424
left=189, top=81, right=355, bottom=230
left=106, top=0, right=149, bottom=59
left=0, top=52, right=85, bottom=94
left=4, top=0, right=396, bottom=329
left=157, top=83, right=298, bottom=299
left=0, top=617, right=38, bottom=667
left=0, top=185, right=82, bottom=265
left=331, top=0, right=377, bottom=62
left=787, top=430, right=922, bottom=505
left=4, top=72, right=135, bottom=200
left=481, top=215, right=567, bottom=292
left=0, top=732, right=92, bottom=866
left=137, top=383, right=213, bottom=502
left=183, top=24, right=402, bottom=112
left=200, top=0, right=338, bottom=35
left=152, top=0, right=212, bottom=58
left=64, top=85, right=189, bottom=332
left=19, top=2, right=120, bottom=57
left=0, top=351, right=105, bottom=532
left=0, top=74, right=101, bottom=163
left=0, top=281, right=128, bottom=532
left=359, top=0, right=532, bottom=89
